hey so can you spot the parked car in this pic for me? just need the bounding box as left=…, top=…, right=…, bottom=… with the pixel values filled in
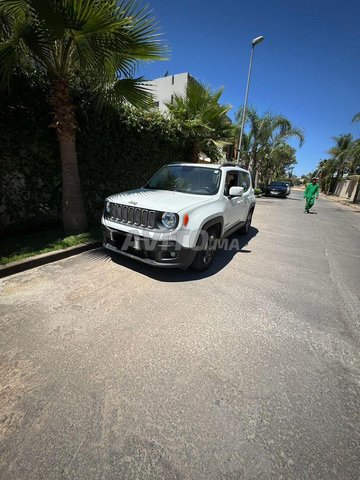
left=265, top=181, right=288, bottom=198
left=102, top=163, right=256, bottom=271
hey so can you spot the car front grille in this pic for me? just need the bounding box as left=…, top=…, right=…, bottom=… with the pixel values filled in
left=108, top=203, right=156, bottom=229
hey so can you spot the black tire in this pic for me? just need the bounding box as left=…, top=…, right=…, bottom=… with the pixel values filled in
left=239, top=209, right=253, bottom=235
left=191, top=228, right=218, bottom=271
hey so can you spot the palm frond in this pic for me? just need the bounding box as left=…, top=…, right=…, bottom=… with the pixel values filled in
left=0, top=0, right=30, bottom=17
left=28, top=0, right=67, bottom=37
left=279, top=126, right=305, bottom=147
left=94, top=76, right=154, bottom=111
left=0, top=42, right=17, bottom=89
left=352, top=112, right=360, bottom=123
left=166, top=78, right=233, bottom=160
left=0, top=0, right=167, bottom=107
left=19, top=20, right=54, bottom=68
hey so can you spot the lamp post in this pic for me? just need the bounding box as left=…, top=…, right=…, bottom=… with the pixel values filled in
left=236, top=35, right=264, bottom=164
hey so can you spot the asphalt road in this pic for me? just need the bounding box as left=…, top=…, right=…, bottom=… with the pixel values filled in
left=1, top=191, right=360, bottom=480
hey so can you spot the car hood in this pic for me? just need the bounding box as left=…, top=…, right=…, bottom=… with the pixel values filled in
left=107, top=188, right=213, bottom=213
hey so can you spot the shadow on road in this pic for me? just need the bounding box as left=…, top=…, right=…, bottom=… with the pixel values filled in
left=286, top=196, right=302, bottom=201
left=87, top=227, right=259, bottom=282
left=258, top=196, right=301, bottom=202
left=258, top=198, right=286, bottom=203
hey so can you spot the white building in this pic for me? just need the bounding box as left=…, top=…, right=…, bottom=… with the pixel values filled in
left=146, top=72, right=230, bottom=163
left=148, top=72, right=193, bottom=113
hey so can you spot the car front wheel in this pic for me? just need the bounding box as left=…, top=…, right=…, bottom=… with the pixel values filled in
left=191, top=228, right=218, bottom=271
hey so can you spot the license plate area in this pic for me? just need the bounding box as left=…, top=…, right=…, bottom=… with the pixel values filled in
left=109, top=230, right=143, bottom=252
left=110, top=231, right=129, bottom=249
left=133, top=236, right=141, bottom=250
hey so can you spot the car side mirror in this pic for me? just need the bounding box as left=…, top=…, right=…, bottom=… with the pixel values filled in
left=229, top=186, right=244, bottom=197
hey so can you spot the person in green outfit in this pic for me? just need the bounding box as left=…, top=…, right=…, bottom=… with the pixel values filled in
left=304, top=177, right=319, bottom=213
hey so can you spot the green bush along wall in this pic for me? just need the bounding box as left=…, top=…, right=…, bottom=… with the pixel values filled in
left=0, top=73, right=191, bottom=235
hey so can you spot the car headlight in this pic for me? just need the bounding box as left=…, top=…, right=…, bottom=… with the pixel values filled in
left=104, top=201, right=111, bottom=216
left=161, top=212, right=177, bottom=229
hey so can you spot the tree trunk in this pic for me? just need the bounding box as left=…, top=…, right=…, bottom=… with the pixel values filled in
left=58, top=135, right=88, bottom=234
left=192, top=141, right=199, bottom=163
left=49, top=79, right=88, bottom=235
left=251, top=152, right=258, bottom=188
left=254, top=169, right=260, bottom=189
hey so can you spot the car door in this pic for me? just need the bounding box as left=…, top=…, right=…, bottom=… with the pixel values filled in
left=238, top=171, right=252, bottom=218
left=223, top=170, right=245, bottom=230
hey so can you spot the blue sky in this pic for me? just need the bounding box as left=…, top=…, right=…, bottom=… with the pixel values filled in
left=138, top=0, right=360, bottom=175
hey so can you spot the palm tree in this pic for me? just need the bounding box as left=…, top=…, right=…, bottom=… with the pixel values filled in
left=0, top=0, right=165, bottom=234
left=351, top=114, right=360, bottom=174
left=328, top=134, right=354, bottom=181
left=317, top=158, right=338, bottom=193
left=166, top=79, right=232, bottom=163
left=314, top=118, right=360, bottom=194
left=262, top=143, right=297, bottom=186
left=349, top=140, right=360, bottom=174
left=235, top=107, right=304, bottom=186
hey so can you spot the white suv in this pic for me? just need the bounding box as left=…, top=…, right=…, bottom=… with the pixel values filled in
left=102, top=163, right=255, bottom=271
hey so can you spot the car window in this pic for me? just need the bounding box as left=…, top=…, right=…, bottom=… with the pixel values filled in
left=224, top=171, right=239, bottom=196
left=239, top=172, right=250, bottom=191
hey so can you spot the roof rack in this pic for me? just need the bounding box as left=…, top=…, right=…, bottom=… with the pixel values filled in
left=221, top=162, right=247, bottom=169
left=221, top=162, right=238, bottom=167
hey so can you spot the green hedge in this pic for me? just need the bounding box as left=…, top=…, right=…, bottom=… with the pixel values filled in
left=0, top=72, right=61, bottom=235
left=76, top=103, right=191, bottom=220
left=0, top=72, right=191, bottom=235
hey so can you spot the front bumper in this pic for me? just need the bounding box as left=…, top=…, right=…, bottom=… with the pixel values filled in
left=266, top=190, right=287, bottom=197
left=102, top=225, right=196, bottom=269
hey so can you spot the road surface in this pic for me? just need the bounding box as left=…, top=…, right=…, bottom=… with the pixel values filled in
left=1, top=191, right=360, bottom=479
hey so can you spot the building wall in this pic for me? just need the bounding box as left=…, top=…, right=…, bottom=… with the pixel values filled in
left=334, top=177, right=360, bottom=202
left=356, top=186, right=360, bottom=203
left=148, top=73, right=190, bottom=112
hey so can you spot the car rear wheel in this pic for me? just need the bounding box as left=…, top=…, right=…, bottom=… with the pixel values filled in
left=191, top=228, right=218, bottom=271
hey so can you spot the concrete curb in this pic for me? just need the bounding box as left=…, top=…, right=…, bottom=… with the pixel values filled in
left=0, top=240, right=102, bottom=279
left=320, top=194, right=360, bottom=212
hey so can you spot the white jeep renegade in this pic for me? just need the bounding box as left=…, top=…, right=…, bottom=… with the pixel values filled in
left=102, top=163, right=255, bottom=271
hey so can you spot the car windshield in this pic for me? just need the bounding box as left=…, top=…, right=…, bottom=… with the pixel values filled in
left=270, top=182, right=287, bottom=187
left=145, top=165, right=221, bottom=195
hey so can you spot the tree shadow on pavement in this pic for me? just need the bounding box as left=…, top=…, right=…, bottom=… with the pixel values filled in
left=257, top=198, right=287, bottom=203
left=88, top=227, right=259, bottom=283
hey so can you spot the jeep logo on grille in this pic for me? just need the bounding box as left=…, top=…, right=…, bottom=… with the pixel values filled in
left=129, top=201, right=137, bottom=205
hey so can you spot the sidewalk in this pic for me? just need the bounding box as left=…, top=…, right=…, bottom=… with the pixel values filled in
left=319, top=192, right=360, bottom=212
left=0, top=240, right=102, bottom=279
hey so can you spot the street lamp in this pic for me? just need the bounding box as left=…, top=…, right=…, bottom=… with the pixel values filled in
left=236, top=35, right=264, bottom=164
